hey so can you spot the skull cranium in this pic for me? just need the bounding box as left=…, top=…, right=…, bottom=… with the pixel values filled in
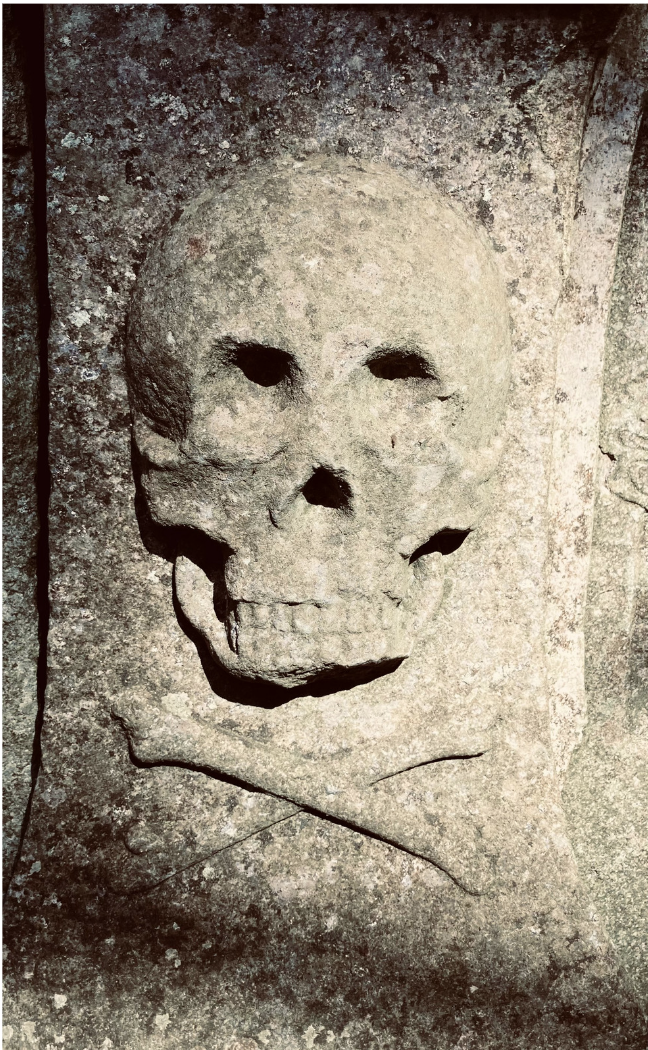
left=126, top=156, right=509, bottom=695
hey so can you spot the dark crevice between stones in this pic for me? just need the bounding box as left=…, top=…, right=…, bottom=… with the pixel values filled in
left=5, top=4, right=51, bottom=898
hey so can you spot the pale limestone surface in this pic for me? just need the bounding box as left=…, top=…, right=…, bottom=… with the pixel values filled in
left=4, top=7, right=648, bottom=1049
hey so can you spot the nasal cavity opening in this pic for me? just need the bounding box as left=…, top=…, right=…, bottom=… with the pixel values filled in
left=302, top=467, right=353, bottom=512
left=409, top=528, right=470, bottom=563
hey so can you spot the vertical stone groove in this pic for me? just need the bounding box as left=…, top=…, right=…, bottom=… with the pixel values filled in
left=5, top=4, right=51, bottom=895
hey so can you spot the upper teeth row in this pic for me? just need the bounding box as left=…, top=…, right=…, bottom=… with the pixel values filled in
left=230, top=598, right=400, bottom=636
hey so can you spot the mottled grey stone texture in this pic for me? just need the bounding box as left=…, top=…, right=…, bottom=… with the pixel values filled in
left=3, top=6, right=648, bottom=1049
left=2, top=6, right=40, bottom=885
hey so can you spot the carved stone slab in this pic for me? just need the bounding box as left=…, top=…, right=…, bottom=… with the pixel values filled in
left=4, top=7, right=647, bottom=1048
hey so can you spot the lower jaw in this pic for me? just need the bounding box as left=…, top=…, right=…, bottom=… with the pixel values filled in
left=213, top=625, right=411, bottom=688
left=173, top=553, right=442, bottom=692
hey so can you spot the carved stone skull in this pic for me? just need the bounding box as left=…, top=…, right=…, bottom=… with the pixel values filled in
left=125, top=156, right=510, bottom=694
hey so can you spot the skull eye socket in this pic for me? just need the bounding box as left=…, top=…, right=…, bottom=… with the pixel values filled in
left=367, top=350, right=437, bottom=382
left=231, top=344, right=293, bottom=388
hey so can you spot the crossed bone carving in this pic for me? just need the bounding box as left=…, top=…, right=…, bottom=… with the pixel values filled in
left=113, top=697, right=496, bottom=895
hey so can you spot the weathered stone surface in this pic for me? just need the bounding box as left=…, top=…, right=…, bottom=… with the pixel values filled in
left=2, top=6, right=40, bottom=884
left=564, top=104, right=648, bottom=1005
left=544, top=18, right=647, bottom=778
left=4, top=6, right=648, bottom=1048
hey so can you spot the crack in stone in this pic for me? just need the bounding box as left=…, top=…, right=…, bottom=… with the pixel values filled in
left=4, top=3, right=51, bottom=899
left=113, top=813, right=300, bottom=898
